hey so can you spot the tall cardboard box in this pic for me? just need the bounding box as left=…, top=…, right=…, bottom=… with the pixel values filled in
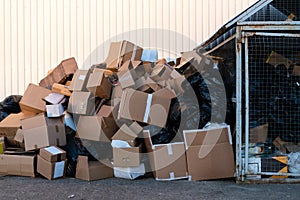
left=76, top=116, right=118, bottom=142
left=183, top=125, right=235, bottom=181
left=39, top=57, right=78, bottom=88
left=67, top=92, right=95, bottom=115
left=86, top=70, right=112, bottom=99
left=75, top=156, right=113, bottom=181
left=69, top=70, right=90, bottom=91
left=19, top=84, right=52, bottom=114
left=0, top=112, right=35, bottom=138
left=0, top=154, right=36, bottom=177
left=105, top=40, right=143, bottom=70
left=21, top=114, right=66, bottom=151
left=118, top=88, right=171, bottom=127
left=143, top=130, right=189, bottom=181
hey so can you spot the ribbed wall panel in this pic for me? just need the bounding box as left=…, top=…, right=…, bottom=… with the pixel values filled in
left=0, top=0, right=258, bottom=99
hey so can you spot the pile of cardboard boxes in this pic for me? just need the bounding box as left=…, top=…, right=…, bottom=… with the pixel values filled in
left=0, top=40, right=235, bottom=181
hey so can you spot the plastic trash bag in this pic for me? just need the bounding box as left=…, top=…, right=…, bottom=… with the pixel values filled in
left=0, top=95, right=22, bottom=122
left=288, top=152, right=300, bottom=174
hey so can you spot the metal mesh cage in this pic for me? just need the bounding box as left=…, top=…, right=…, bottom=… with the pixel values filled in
left=244, top=34, right=300, bottom=179
left=245, top=0, right=300, bottom=21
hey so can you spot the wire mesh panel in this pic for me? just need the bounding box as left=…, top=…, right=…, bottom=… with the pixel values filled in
left=243, top=33, right=300, bottom=180
left=244, top=0, right=300, bottom=21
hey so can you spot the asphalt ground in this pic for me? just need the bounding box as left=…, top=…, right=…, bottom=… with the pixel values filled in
left=0, top=175, right=299, bottom=200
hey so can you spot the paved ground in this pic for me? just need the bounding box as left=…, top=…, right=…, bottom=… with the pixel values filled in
left=0, top=175, right=299, bottom=200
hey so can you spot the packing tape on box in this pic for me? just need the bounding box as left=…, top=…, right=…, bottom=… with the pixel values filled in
left=131, top=45, right=137, bottom=61
left=169, top=172, right=175, bottom=179
left=143, top=94, right=153, bottom=123
left=167, top=144, right=173, bottom=155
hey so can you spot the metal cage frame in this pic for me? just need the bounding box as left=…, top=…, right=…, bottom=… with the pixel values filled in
left=236, top=22, right=300, bottom=183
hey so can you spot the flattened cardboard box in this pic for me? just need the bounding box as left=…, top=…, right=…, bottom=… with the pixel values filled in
left=39, top=146, right=66, bottom=162
left=76, top=116, right=118, bottom=142
left=0, top=112, right=35, bottom=138
left=86, top=69, right=112, bottom=99
left=76, top=156, right=113, bottom=181
left=39, top=57, right=78, bottom=88
left=0, top=154, right=36, bottom=177
left=183, top=125, right=235, bottom=181
left=144, top=130, right=188, bottom=180
left=118, top=88, right=171, bottom=128
left=21, top=114, right=66, bottom=151
left=37, top=155, right=66, bottom=180
left=19, top=83, right=52, bottom=114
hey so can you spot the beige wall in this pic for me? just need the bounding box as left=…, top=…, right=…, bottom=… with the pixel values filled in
left=0, top=0, right=258, bottom=100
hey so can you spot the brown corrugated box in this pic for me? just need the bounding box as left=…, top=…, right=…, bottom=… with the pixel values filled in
left=21, top=114, right=66, bottom=151
left=0, top=112, right=35, bottom=138
left=39, top=57, right=78, bottom=88
left=0, top=154, right=36, bottom=177
left=118, top=88, right=171, bottom=127
left=105, top=40, right=143, bottom=70
left=37, top=155, right=66, bottom=180
left=39, top=146, right=67, bottom=162
left=67, top=92, right=95, bottom=115
left=86, top=69, right=112, bottom=99
left=19, top=84, right=52, bottom=114
left=183, top=125, right=235, bottom=181
left=249, top=123, right=268, bottom=143
left=68, top=70, right=90, bottom=91
left=75, top=156, right=113, bottom=181
left=52, top=83, right=72, bottom=96
left=144, top=130, right=188, bottom=181
left=113, top=144, right=142, bottom=167
left=76, top=116, right=118, bottom=142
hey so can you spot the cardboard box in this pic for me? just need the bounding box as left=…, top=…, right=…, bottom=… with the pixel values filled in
left=114, top=163, right=145, bottom=180
left=46, top=104, right=64, bottom=118
left=0, top=154, right=36, bottom=177
left=76, top=116, right=118, bottom=142
left=112, top=124, right=139, bottom=147
left=144, top=130, right=189, bottom=180
left=86, top=69, right=112, bottom=99
left=67, top=92, right=95, bottom=115
left=52, top=83, right=72, bottom=96
left=39, top=146, right=66, bottom=162
left=266, top=51, right=293, bottom=69
left=183, top=125, right=235, bottom=181
left=44, top=93, right=65, bottom=104
left=39, top=57, right=78, bottom=88
left=75, top=156, right=113, bottom=181
left=37, top=155, right=66, bottom=180
left=97, top=105, right=118, bottom=118
left=21, top=114, right=66, bottom=151
left=150, top=63, right=173, bottom=82
left=0, top=112, right=35, bottom=138
left=118, top=61, right=138, bottom=89
left=69, top=70, right=90, bottom=91
left=105, top=40, right=143, bottom=70
left=292, top=65, right=300, bottom=76
left=19, top=84, right=52, bottom=114
left=113, top=144, right=142, bottom=167
left=118, top=88, right=171, bottom=127
left=249, top=123, right=268, bottom=143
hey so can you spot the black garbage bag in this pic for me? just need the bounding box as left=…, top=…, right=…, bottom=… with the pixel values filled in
left=61, top=127, right=91, bottom=177
left=0, top=95, right=22, bottom=122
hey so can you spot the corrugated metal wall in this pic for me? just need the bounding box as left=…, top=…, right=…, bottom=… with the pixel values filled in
left=0, top=0, right=258, bottom=100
